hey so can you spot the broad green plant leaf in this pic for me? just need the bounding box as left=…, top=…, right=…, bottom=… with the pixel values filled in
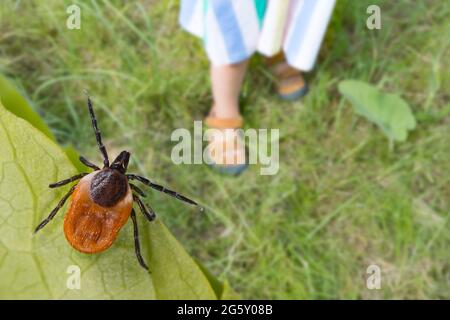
left=0, top=74, right=85, bottom=172
left=195, top=259, right=240, bottom=299
left=0, top=101, right=217, bottom=299
left=146, top=221, right=216, bottom=299
left=338, top=80, right=416, bottom=142
left=63, top=144, right=87, bottom=173
left=0, top=74, right=54, bottom=140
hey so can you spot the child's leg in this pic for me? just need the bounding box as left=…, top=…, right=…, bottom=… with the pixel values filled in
left=210, top=60, right=248, bottom=118
left=205, top=60, right=248, bottom=175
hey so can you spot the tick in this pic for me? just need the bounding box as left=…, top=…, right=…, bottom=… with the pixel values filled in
left=34, top=92, right=200, bottom=270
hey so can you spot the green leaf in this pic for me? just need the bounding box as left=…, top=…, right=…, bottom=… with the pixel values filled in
left=0, top=74, right=55, bottom=140
left=146, top=221, right=216, bottom=299
left=194, top=259, right=240, bottom=299
left=338, top=80, right=416, bottom=142
left=0, top=74, right=85, bottom=172
left=0, top=101, right=217, bottom=299
left=63, top=144, right=89, bottom=173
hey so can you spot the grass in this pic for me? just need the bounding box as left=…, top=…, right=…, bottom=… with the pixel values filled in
left=1, top=0, right=449, bottom=299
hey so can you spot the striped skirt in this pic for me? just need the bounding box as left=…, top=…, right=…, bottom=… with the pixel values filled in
left=179, top=0, right=336, bottom=71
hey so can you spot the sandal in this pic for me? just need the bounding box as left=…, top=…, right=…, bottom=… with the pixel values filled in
left=267, top=53, right=308, bottom=101
left=204, top=115, right=248, bottom=176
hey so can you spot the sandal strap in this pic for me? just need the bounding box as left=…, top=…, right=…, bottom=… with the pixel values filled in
left=265, top=52, right=303, bottom=81
left=271, top=62, right=301, bottom=79
left=278, top=75, right=306, bottom=95
left=205, top=116, right=243, bottom=129
left=265, top=52, right=285, bottom=67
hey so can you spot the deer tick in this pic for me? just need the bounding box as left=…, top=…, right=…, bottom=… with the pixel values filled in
left=34, top=92, right=199, bottom=270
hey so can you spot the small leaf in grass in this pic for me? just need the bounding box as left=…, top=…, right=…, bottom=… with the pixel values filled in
left=0, top=101, right=218, bottom=299
left=338, top=80, right=416, bottom=142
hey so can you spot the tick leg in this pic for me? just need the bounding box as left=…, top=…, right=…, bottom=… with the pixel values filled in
left=84, top=91, right=109, bottom=168
left=79, top=156, right=100, bottom=171
left=49, top=173, right=87, bottom=188
left=130, top=208, right=149, bottom=271
left=34, top=185, right=76, bottom=233
left=133, top=194, right=156, bottom=221
left=127, top=174, right=198, bottom=206
left=130, top=183, right=146, bottom=198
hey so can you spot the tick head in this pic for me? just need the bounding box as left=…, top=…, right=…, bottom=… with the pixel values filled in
left=110, top=150, right=130, bottom=174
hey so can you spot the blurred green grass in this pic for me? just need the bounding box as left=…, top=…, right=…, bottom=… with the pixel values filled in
left=1, top=0, right=449, bottom=299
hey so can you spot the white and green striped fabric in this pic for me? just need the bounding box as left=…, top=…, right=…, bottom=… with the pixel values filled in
left=179, top=0, right=335, bottom=71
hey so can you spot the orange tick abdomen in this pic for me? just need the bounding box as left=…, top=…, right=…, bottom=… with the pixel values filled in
left=63, top=171, right=133, bottom=254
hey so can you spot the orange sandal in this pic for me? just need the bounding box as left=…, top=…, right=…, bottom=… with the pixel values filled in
left=204, top=116, right=248, bottom=176
left=267, top=53, right=308, bottom=101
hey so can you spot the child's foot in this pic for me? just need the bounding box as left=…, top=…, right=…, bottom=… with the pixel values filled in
left=274, top=63, right=308, bottom=101
left=267, top=53, right=308, bottom=101
left=204, top=115, right=247, bottom=176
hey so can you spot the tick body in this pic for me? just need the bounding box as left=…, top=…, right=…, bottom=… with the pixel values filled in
left=64, top=170, right=132, bottom=253
left=35, top=93, right=200, bottom=270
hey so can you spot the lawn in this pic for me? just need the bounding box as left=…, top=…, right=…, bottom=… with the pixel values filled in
left=0, top=0, right=449, bottom=299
